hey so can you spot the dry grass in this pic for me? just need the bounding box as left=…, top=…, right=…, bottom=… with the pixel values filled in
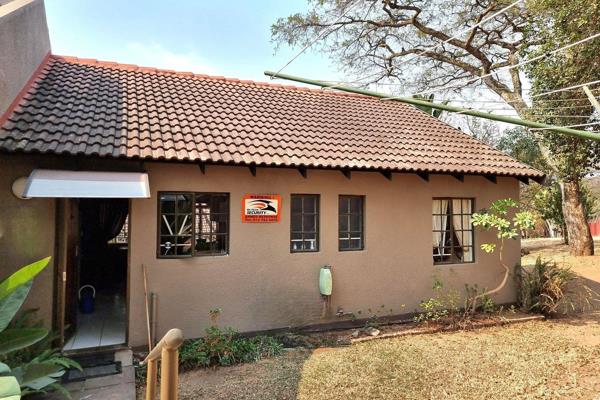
left=171, top=241, right=600, bottom=399
left=296, top=317, right=600, bottom=400
left=174, top=315, right=600, bottom=400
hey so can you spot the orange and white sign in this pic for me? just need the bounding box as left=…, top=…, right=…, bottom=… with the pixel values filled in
left=241, top=194, right=282, bottom=223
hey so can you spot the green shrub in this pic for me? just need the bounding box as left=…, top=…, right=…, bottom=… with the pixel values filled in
left=517, top=257, right=592, bottom=315
left=0, top=257, right=81, bottom=399
left=179, top=326, right=283, bottom=370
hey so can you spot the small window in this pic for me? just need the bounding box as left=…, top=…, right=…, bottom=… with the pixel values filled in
left=432, top=198, right=474, bottom=264
left=158, top=192, right=229, bottom=258
left=290, top=194, right=319, bottom=252
left=339, top=195, right=364, bottom=251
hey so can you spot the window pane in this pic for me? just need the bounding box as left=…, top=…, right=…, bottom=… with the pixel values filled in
left=304, top=196, right=316, bottom=213
left=350, top=238, right=362, bottom=249
left=339, top=197, right=349, bottom=214
left=177, top=194, right=193, bottom=213
left=339, top=215, right=348, bottom=232
left=432, top=198, right=473, bottom=264
left=161, top=214, right=176, bottom=235
left=349, top=214, right=361, bottom=231
left=211, top=195, right=229, bottom=214
left=211, top=234, right=228, bottom=254
left=349, top=197, right=361, bottom=213
left=160, top=194, right=176, bottom=213
left=291, top=232, right=303, bottom=251
left=160, top=236, right=176, bottom=256
left=176, top=214, right=193, bottom=236
left=303, top=233, right=317, bottom=250
left=291, top=196, right=302, bottom=213
left=291, top=195, right=319, bottom=252
left=339, top=238, right=350, bottom=250
left=176, top=236, right=192, bottom=255
left=303, top=214, right=316, bottom=232
left=291, top=214, right=302, bottom=232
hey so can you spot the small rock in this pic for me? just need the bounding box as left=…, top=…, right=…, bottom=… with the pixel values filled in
left=351, top=329, right=361, bottom=338
left=364, top=327, right=380, bottom=336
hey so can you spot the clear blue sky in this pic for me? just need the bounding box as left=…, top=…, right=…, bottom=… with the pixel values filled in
left=45, top=0, right=341, bottom=84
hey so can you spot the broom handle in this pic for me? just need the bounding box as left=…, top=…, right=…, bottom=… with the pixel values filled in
left=143, top=264, right=152, bottom=352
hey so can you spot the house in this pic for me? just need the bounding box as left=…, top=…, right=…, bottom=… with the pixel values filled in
left=0, top=0, right=544, bottom=352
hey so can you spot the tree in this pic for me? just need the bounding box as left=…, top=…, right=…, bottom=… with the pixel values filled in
left=522, top=0, right=600, bottom=255
left=272, top=0, right=600, bottom=255
left=533, top=181, right=598, bottom=243
left=472, top=199, right=535, bottom=312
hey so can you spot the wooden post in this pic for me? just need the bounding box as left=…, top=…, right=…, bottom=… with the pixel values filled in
left=160, top=346, right=180, bottom=400
left=143, top=328, right=184, bottom=400
left=145, top=359, right=158, bottom=400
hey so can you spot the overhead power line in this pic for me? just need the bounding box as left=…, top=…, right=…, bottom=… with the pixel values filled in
left=533, top=79, right=600, bottom=98
left=272, top=0, right=363, bottom=78
left=529, top=121, right=600, bottom=131
left=385, top=31, right=600, bottom=99
left=264, top=70, right=600, bottom=142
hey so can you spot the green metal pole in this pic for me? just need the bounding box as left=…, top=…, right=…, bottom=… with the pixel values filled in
left=264, top=71, right=600, bottom=142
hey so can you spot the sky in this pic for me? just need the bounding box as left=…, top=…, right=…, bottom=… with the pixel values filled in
left=45, top=0, right=342, bottom=85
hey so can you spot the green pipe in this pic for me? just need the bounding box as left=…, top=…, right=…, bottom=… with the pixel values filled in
left=264, top=70, right=600, bottom=142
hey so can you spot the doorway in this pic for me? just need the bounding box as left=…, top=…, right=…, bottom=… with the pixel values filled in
left=63, top=198, right=129, bottom=351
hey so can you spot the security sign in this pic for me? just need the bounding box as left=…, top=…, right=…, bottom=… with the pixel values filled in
left=242, top=194, right=282, bottom=223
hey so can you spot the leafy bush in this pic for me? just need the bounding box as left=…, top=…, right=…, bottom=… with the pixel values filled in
left=180, top=326, right=283, bottom=370
left=0, top=257, right=81, bottom=399
left=517, top=257, right=594, bottom=315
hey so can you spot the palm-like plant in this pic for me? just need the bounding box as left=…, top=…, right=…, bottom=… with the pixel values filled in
left=0, top=257, right=80, bottom=399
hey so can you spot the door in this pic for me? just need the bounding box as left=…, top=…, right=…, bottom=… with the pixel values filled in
left=55, top=199, right=79, bottom=346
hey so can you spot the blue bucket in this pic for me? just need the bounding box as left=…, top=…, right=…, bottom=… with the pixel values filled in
left=78, top=285, right=96, bottom=314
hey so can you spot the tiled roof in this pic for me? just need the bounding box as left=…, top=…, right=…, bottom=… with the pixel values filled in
left=0, top=55, right=543, bottom=180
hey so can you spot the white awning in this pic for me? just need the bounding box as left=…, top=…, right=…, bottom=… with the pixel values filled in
left=24, top=169, right=150, bottom=198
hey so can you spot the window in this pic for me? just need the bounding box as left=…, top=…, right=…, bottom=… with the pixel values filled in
left=290, top=194, right=319, bottom=252
left=158, top=192, right=229, bottom=257
left=432, top=198, right=474, bottom=264
left=339, top=195, right=364, bottom=251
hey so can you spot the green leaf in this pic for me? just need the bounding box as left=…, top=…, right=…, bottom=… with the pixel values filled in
left=0, top=375, right=20, bottom=400
left=0, top=257, right=51, bottom=302
left=0, top=282, right=32, bottom=332
left=19, top=362, right=64, bottom=388
left=0, top=328, right=48, bottom=356
left=21, top=375, right=57, bottom=392
left=0, top=364, right=10, bottom=376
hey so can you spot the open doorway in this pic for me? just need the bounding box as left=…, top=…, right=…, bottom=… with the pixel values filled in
left=63, top=198, right=129, bottom=351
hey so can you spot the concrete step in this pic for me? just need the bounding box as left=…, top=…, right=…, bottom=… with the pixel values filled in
left=43, top=365, right=135, bottom=400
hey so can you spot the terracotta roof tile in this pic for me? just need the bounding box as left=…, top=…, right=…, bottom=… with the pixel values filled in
left=0, top=55, right=543, bottom=179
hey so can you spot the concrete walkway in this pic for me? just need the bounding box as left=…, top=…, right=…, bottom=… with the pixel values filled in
left=45, top=365, right=135, bottom=400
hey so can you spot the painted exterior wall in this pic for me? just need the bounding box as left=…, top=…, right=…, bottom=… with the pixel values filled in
left=128, top=163, right=521, bottom=347
left=0, top=0, right=50, bottom=116
left=0, top=155, right=521, bottom=346
left=0, top=155, right=55, bottom=325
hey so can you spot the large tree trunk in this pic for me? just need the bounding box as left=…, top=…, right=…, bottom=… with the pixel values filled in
left=561, top=180, right=594, bottom=256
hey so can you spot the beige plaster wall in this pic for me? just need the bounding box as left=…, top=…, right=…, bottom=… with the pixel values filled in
left=129, top=163, right=520, bottom=346
left=0, top=155, right=55, bottom=325
left=0, top=0, right=50, bottom=116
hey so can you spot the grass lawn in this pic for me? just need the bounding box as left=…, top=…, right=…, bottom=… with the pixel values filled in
left=172, top=241, right=600, bottom=399
left=177, top=315, right=600, bottom=400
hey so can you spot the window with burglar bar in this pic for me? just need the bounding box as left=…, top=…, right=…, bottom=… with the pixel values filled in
left=339, top=195, right=364, bottom=251
left=158, top=192, right=229, bottom=257
left=432, top=198, right=474, bottom=264
left=290, top=194, right=319, bottom=252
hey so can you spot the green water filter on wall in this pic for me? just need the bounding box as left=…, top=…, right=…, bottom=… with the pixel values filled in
left=319, top=266, right=332, bottom=296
